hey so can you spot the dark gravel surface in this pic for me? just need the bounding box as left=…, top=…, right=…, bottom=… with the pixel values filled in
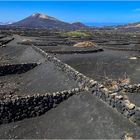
left=57, top=49, right=140, bottom=108
left=57, top=50, right=140, bottom=84
left=19, top=61, right=78, bottom=93
left=0, top=61, right=78, bottom=96
left=0, top=75, right=20, bottom=99
left=127, top=93, right=140, bottom=107
left=0, top=35, right=45, bottom=65
left=0, top=35, right=78, bottom=96
left=41, top=45, right=102, bottom=53
left=0, top=92, right=139, bottom=139
left=0, top=32, right=140, bottom=139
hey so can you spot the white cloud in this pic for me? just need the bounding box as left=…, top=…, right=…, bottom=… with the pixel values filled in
left=134, top=8, right=140, bottom=12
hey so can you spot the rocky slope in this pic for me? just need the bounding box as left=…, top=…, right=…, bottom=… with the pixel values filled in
left=9, top=13, right=87, bottom=30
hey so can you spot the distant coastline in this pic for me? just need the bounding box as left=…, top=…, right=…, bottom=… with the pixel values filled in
left=84, top=22, right=128, bottom=27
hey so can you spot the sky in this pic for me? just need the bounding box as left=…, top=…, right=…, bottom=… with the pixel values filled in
left=1, top=1, right=140, bottom=26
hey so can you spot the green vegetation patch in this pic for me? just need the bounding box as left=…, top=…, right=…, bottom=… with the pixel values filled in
left=61, top=31, right=90, bottom=38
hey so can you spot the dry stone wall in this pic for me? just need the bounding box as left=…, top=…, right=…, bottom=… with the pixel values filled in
left=44, top=49, right=103, bottom=54
left=0, top=37, right=14, bottom=45
left=0, top=45, right=140, bottom=125
left=120, top=84, right=140, bottom=93
left=89, top=85, right=140, bottom=125
left=103, top=46, right=140, bottom=52
left=33, top=45, right=93, bottom=88
left=0, top=63, right=38, bottom=76
left=32, top=45, right=140, bottom=126
left=0, top=88, right=81, bottom=124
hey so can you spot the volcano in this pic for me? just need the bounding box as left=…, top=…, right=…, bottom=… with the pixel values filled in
left=10, top=13, right=87, bottom=30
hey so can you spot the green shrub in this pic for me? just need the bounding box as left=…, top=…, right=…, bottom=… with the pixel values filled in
left=62, top=31, right=90, bottom=37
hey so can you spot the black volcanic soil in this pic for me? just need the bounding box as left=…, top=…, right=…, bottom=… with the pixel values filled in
left=0, top=29, right=140, bottom=139
left=17, top=35, right=102, bottom=53
left=57, top=50, right=140, bottom=84
left=0, top=61, right=78, bottom=98
left=0, top=35, right=45, bottom=65
left=55, top=43, right=140, bottom=109
left=0, top=92, right=140, bottom=139
left=127, top=93, right=140, bottom=107
left=0, top=35, right=78, bottom=98
left=19, top=61, right=78, bottom=93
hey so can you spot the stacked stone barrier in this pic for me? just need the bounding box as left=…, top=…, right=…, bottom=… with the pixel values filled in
left=120, top=84, right=140, bottom=93
left=102, top=79, right=140, bottom=93
left=0, top=44, right=140, bottom=125
left=32, top=45, right=140, bottom=126
left=0, top=37, right=14, bottom=46
left=0, top=88, right=81, bottom=124
left=88, top=82, right=140, bottom=125
left=0, top=63, right=39, bottom=76
left=44, top=49, right=103, bottom=54
left=32, top=45, right=93, bottom=89
left=103, top=46, right=140, bottom=52
left=0, top=35, right=6, bottom=39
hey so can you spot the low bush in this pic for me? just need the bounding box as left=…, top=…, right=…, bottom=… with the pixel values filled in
left=61, top=31, right=90, bottom=38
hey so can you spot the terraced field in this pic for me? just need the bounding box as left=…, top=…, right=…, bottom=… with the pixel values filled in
left=0, top=29, right=140, bottom=139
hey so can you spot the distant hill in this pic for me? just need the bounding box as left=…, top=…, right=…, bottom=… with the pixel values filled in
left=9, top=13, right=87, bottom=30
left=0, top=22, right=12, bottom=25
left=71, top=22, right=87, bottom=28
left=115, top=22, right=140, bottom=29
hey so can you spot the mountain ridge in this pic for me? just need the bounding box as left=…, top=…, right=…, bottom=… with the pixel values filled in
left=9, top=13, right=87, bottom=30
